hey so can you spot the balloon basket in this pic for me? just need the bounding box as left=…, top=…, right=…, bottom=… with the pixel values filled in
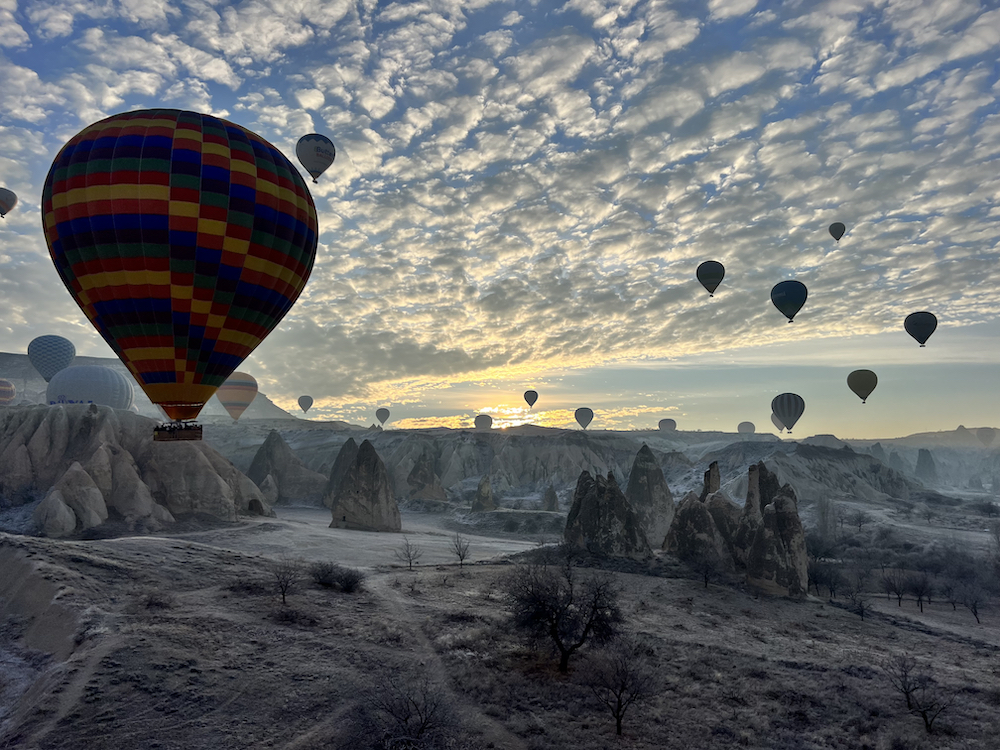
left=154, top=423, right=203, bottom=442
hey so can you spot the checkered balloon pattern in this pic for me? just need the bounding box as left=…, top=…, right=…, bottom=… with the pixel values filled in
left=27, top=334, right=77, bottom=382
left=41, top=109, right=318, bottom=421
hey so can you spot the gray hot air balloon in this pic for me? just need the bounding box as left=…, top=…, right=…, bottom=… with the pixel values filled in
left=376, top=407, right=390, bottom=426
left=27, top=335, right=76, bottom=382
left=47, top=365, right=135, bottom=410
left=771, top=393, right=805, bottom=433
left=770, top=412, right=784, bottom=433
left=978, top=427, right=995, bottom=447
left=696, top=260, right=725, bottom=296
left=575, top=407, right=594, bottom=430
left=524, top=390, right=538, bottom=408
left=295, top=134, right=336, bottom=183
left=474, top=414, right=493, bottom=430
left=298, top=395, right=313, bottom=413
left=0, top=187, right=16, bottom=218
left=658, top=418, right=676, bottom=432
left=737, top=421, right=755, bottom=435
left=847, top=370, right=878, bottom=403
left=829, top=222, right=846, bottom=241
left=904, top=312, right=937, bottom=347
left=771, top=280, right=808, bottom=323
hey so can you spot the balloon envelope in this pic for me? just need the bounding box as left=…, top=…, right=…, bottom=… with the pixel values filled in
left=42, top=109, right=318, bottom=421
left=771, top=393, right=805, bottom=432
left=847, top=369, right=878, bottom=403
left=524, top=390, right=538, bottom=408
left=295, top=134, right=336, bottom=182
left=216, top=372, right=257, bottom=421
left=904, top=312, right=937, bottom=346
left=27, top=335, right=76, bottom=382
left=978, top=427, right=995, bottom=447
left=575, top=407, right=594, bottom=429
left=737, top=421, right=755, bottom=434
left=696, top=261, right=725, bottom=296
left=770, top=280, right=808, bottom=322
left=770, top=412, right=784, bottom=433
left=47, top=365, right=135, bottom=410
left=376, top=408, right=390, bottom=426
left=0, top=187, right=16, bottom=217
left=474, top=414, right=493, bottom=430
left=0, top=379, right=16, bottom=405
left=658, top=418, right=676, bottom=432
left=829, top=222, right=846, bottom=241
left=298, top=395, right=313, bottom=413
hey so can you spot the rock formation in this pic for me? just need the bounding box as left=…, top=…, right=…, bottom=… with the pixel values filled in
left=329, top=440, right=400, bottom=532
left=405, top=444, right=448, bottom=502
left=542, top=484, right=559, bottom=512
left=564, top=471, right=651, bottom=559
left=246, top=430, right=327, bottom=505
left=869, top=442, right=888, bottom=464
left=624, top=444, right=674, bottom=546
left=745, top=483, right=809, bottom=597
left=915, top=448, right=937, bottom=483
left=324, top=438, right=359, bottom=509
left=699, top=461, right=721, bottom=501
left=662, top=491, right=733, bottom=571
left=472, top=474, right=495, bottom=512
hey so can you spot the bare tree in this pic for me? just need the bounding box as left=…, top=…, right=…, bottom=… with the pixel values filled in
left=881, top=652, right=955, bottom=734
left=907, top=572, right=933, bottom=613
left=882, top=568, right=906, bottom=606
left=959, top=580, right=986, bottom=624
left=586, top=635, right=659, bottom=736
left=394, top=536, right=423, bottom=571
left=365, top=669, right=455, bottom=745
left=845, top=567, right=873, bottom=620
left=270, top=554, right=301, bottom=606
left=451, top=533, right=471, bottom=570
left=849, top=509, right=872, bottom=532
left=686, top=550, right=719, bottom=589
left=881, top=653, right=920, bottom=710
left=921, top=505, right=935, bottom=525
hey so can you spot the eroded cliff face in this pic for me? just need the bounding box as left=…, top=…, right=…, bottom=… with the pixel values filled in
left=329, top=440, right=400, bottom=532
left=246, top=430, right=326, bottom=506
left=564, top=471, right=651, bottom=560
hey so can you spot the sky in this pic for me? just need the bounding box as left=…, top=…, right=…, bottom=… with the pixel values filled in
left=1, top=0, right=999, bottom=438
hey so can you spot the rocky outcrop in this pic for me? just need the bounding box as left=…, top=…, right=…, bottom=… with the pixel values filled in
left=32, top=492, right=77, bottom=537
left=663, top=491, right=733, bottom=570
left=542, top=484, right=559, bottom=512
left=731, top=462, right=780, bottom=565
left=915, top=448, right=937, bottom=483
left=745, top=483, right=808, bottom=597
left=324, top=438, right=359, bottom=509
left=49, top=462, right=107, bottom=529
left=405, top=444, right=448, bottom=502
left=624, top=445, right=674, bottom=547
left=889, top=451, right=910, bottom=475
left=564, top=471, right=651, bottom=559
left=699, top=461, right=721, bottom=501
left=247, top=430, right=327, bottom=505
left=472, top=474, right=495, bottom=512
left=869, top=443, right=888, bottom=464
left=329, top=440, right=400, bottom=532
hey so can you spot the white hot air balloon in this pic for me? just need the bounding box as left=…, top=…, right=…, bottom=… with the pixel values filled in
left=295, top=134, right=336, bottom=183
left=47, top=365, right=135, bottom=410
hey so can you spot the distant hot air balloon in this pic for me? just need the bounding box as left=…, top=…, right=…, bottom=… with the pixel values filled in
left=27, top=335, right=76, bottom=382
left=738, top=421, right=755, bottom=435
left=47, top=365, right=135, bottom=410
left=771, top=280, right=808, bottom=323
left=770, top=412, right=784, bottom=433
left=0, top=379, right=16, bottom=405
left=0, top=187, right=16, bottom=218
left=904, top=312, right=937, bottom=347
left=475, top=414, right=493, bottom=430
left=524, top=390, right=538, bottom=408
left=216, top=372, right=257, bottom=421
left=847, top=369, right=878, bottom=403
left=575, top=407, right=594, bottom=430
left=659, top=418, right=676, bottom=432
left=42, top=109, right=318, bottom=424
left=376, top=408, right=390, bottom=426
left=978, top=427, right=995, bottom=447
left=298, top=395, right=313, bottom=413
left=295, top=134, right=336, bottom=183
left=771, top=393, right=805, bottom=433
left=829, top=222, right=846, bottom=241
left=696, top=261, right=725, bottom=296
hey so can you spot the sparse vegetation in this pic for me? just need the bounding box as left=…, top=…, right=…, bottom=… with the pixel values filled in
left=270, top=553, right=302, bottom=605
left=365, top=669, right=456, bottom=746
left=451, top=532, right=471, bottom=569
left=881, top=652, right=956, bottom=734
left=309, top=561, right=366, bottom=592
left=585, top=635, right=659, bottom=736
left=394, top=536, right=423, bottom=571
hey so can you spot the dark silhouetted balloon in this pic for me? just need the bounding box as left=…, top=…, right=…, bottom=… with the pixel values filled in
left=216, top=372, right=257, bottom=421
left=770, top=412, right=784, bottom=433
left=847, top=369, right=878, bottom=403
left=0, top=379, right=16, bottom=405
left=376, top=408, right=390, bottom=426
left=47, top=365, right=135, bottom=410
left=904, top=312, right=937, bottom=347
left=0, top=187, right=16, bottom=218
left=771, top=280, right=808, bottom=323
left=829, top=222, right=846, bottom=241
left=659, top=418, right=676, bottom=432
left=524, top=390, right=538, bottom=408
left=738, top=421, right=755, bottom=435
left=28, top=335, right=76, bottom=382
left=474, top=414, right=493, bottom=430
left=575, top=407, right=594, bottom=429
left=295, top=134, right=336, bottom=183
left=978, top=427, right=995, bottom=447
left=771, top=393, right=805, bottom=433
left=298, top=395, right=313, bottom=413
left=697, top=261, right=725, bottom=296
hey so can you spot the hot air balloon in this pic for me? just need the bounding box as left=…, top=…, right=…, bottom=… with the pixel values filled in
left=27, top=335, right=77, bottom=382
left=376, top=408, right=390, bottom=426
left=829, top=222, right=846, bottom=241
left=524, top=390, right=538, bottom=408
left=0, top=379, right=16, bottom=405
left=771, top=280, right=808, bottom=323
left=298, top=395, right=313, bottom=413
left=575, top=407, right=594, bottom=430
left=978, top=427, right=996, bottom=447
left=41, top=109, right=318, bottom=428
left=216, top=372, right=257, bottom=421
left=659, top=418, right=676, bottom=432
left=770, top=412, right=784, bottom=433
left=47, top=365, right=135, bottom=410
left=847, top=369, right=878, bottom=403
left=904, top=312, right=937, bottom=347
left=771, top=393, right=805, bottom=433
left=0, top=187, right=16, bottom=218
left=696, top=261, right=725, bottom=296
left=738, top=421, right=755, bottom=435
left=474, top=414, right=493, bottom=430
left=295, top=134, right=336, bottom=183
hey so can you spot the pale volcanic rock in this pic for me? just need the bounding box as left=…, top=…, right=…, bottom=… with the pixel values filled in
left=699, top=461, right=721, bottom=501
left=324, top=438, right=359, bottom=508
left=246, top=430, right=327, bottom=505
left=25, top=406, right=70, bottom=488
left=259, top=474, right=279, bottom=505
left=0, top=442, right=34, bottom=500
left=438, top=437, right=493, bottom=489
left=869, top=443, right=888, bottom=464
left=32, top=491, right=77, bottom=538
left=472, top=474, right=495, bottom=512
left=109, top=445, right=173, bottom=527
left=82, top=445, right=114, bottom=501
left=542, top=484, right=559, bottom=512
left=329, top=440, right=400, bottom=532
left=51, top=462, right=107, bottom=529
left=915, top=448, right=938, bottom=484
left=405, top=444, right=448, bottom=502
left=564, top=471, right=651, bottom=560
left=662, top=491, right=733, bottom=571
left=732, top=462, right=780, bottom=565
left=704, top=492, right=741, bottom=550
left=745, top=483, right=809, bottom=597
left=624, top=444, right=675, bottom=547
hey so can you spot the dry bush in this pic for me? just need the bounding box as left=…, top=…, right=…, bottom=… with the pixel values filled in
left=141, top=590, right=175, bottom=610
left=270, top=554, right=302, bottom=605
left=226, top=576, right=271, bottom=596
left=310, top=561, right=366, bottom=592
left=585, top=634, right=660, bottom=736
left=365, top=668, right=457, bottom=746
left=269, top=606, right=318, bottom=627
left=880, top=653, right=956, bottom=734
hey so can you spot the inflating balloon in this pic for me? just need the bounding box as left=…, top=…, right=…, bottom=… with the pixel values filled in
left=575, top=407, right=594, bottom=430
left=829, top=222, right=846, bottom=242
left=0, top=379, right=16, bottom=405
left=474, top=414, right=493, bottom=430
left=298, top=395, right=313, bottom=413
left=42, top=109, right=318, bottom=422
left=771, top=393, right=805, bottom=433
left=737, top=421, right=755, bottom=435
left=27, top=335, right=76, bottom=382
left=978, top=427, right=995, bottom=447
left=904, top=312, right=937, bottom=347
left=216, top=372, right=257, bottom=421
left=847, top=369, right=878, bottom=403
left=524, top=390, right=538, bottom=408
left=659, top=418, right=676, bottom=432
left=771, top=280, right=808, bottom=323
left=47, top=365, right=135, bottom=410
left=770, top=412, right=784, bottom=433
left=296, top=134, right=336, bottom=183
left=376, top=408, right=390, bottom=426
left=0, top=187, right=16, bottom=218
left=696, top=261, right=725, bottom=296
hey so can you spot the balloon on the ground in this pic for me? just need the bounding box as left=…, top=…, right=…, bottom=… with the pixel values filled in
left=27, top=335, right=76, bottom=382
left=376, top=408, right=390, bottom=426
left=770, top=280, right=808, bottom=323
left=47, top=365, right=135, bottom=410
left=295, top=134, right=336, bottom=183
left=737, top=421, right=755, bottom=434
left=474, top=414, right=493, bottom=430
left=904, top=312, right=937, bottom=347
left=0, top=379, right=16, bottom=405
left=770, top=412, right=784, bottom=433
left=659, top=418, right=676, bottom=432
left=696, top=261, right=725, bottom=296
left=575, top=407, right=594, bottom=429
left=847, top=369, right=878, bottom=403
left=0, top=187, right=16, bottom=218
left=42, top=109, right=319, bottom=422
left=829, top=222, right=846, bottom=241
left=978, top=427, right=995, bottom=446
left=216, top=372, right=257, bottom=421
left=298, top=395, right=313, bottom=413
left=771, top=393, right=805, bottom=432
left=524, top=390, right=538, bottom=408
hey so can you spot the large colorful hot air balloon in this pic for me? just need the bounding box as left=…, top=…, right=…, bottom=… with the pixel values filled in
left=904, top=312, right=937, bottom=347
left=575, top=407, right=594, bottom=430
left=298, top=395, right=313, bottom=413
left=0, top=379, right=16, bottom=405
left=771, top=280, right=808, bottom=323
left=829, top=222, right=846, bottom=241
left=47, top=365, right=135, bottom=410
left=524, top=390, right=538, bottom=408
left=27, top=335, right=77, bottom=382
left=295, top=134, right=336, bottom=183
left=216, top=371, right=257, bottom=421
left=0, top=187, right=16, bottom=218
left=659, top=418, right=676, bottom=432
left=772, top=393, right=805, bottom=433
left=474, top=414, right=493, bottom=430
left=847, top=369, right=878, bottom=403
left=376, top=407, right=390, bottom=426
left=41, top=109, right=318, bottom=423
left=696, top=261, right=725, bottom=296
left=737, top=421, right=755, bottom=435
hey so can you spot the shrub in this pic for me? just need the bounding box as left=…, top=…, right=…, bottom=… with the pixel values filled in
left=310, top=561, right=366, bottom=592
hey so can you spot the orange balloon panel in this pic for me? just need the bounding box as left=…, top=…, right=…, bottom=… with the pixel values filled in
left=216, top=372, right=258, bottom=421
